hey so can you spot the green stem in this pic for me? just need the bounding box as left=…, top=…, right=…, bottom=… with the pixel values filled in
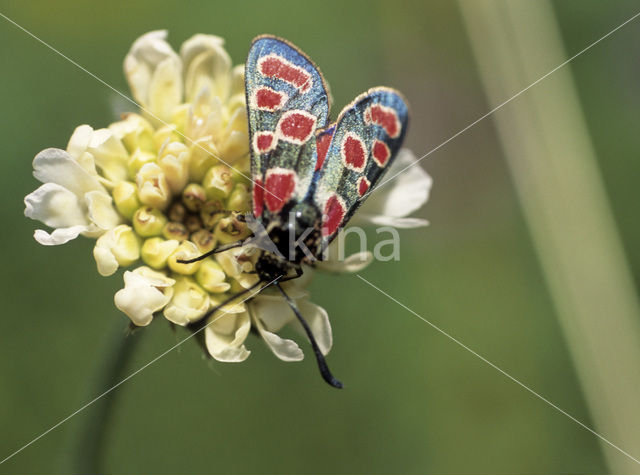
left=458, top=2, right=640, bottom=473
left=75, top=321, right=142, bottom=475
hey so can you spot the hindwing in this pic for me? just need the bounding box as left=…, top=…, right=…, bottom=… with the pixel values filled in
left=310, top=88, right=409, bottom=242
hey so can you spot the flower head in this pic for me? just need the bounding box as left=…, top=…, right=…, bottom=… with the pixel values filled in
left=23, top=31, right=431, bottom=372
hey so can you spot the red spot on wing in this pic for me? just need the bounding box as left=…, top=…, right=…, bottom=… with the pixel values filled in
left=253, top=87, right=286, bottom=111
left=276, top=110, right=316, bottom=144
left=341, top=133, right=366, bottom=172
left=372, top=140, right=391, bottom=167
left=258, top=54, right=312, bottom=92
left=264, top=169, right=297, bottom=213
left=253, top=131, right=276, bottom=155
left=357, top=177, right=370, bottom=197
left=315, top=129, right=334, bottom=171
left=253, top=178, right=264, bottom=217
left=322, top=195, right=346, bottom=237
left=365, top=104, right=401, bottom=138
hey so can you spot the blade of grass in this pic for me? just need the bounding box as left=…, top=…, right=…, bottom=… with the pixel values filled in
left=458, top=1, right=640, bottom=473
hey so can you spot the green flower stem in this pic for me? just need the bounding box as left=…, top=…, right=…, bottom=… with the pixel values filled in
left=75, top=321, right=142, bottom=474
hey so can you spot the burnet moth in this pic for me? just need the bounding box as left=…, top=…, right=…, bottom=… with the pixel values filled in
left=180, top=35, right=409, bottom=388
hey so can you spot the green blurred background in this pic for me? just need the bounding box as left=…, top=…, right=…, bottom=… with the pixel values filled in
left=1, top=0, right=640, bottom=473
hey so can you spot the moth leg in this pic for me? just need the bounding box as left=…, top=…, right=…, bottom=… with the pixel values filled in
left=177, top=240, right=246, bottom=264
left=278, top=265, right=303, bottom=282
left=275, top=282, right=343, bottom=389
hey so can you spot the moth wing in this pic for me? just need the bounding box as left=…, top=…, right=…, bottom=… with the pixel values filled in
left=310, top=87, right=409, bottom=242
left=245, top=35, right=330, bottom=219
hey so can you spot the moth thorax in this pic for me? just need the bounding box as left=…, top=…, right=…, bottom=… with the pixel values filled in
left=255, top=252, right=296, bottom=281
left=269, top=203, right=322, bottom=263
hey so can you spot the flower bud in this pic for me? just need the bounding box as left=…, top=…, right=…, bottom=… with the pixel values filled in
left=203, top=165, right=233, bottom=200
left=182, top=183, right=207, bottom=212
left=162, top=222, right=188, bottom=241
left=200, top=199, right=226, bottom=229
left=184, top=214, right=203, bottom=233
left=109, top=113, right=155, bottom=154
left=157, top=141, right=189, bottom=194
left=86, top=129, right=130, bottom=184
left=163, top=276, right=210, bottom=326
left=204, top=309, right=251, bottom=363
left=127, top=147, right=156, bottom=177
left=141, top=237, right=180, bottom=269
left=214, top=216, right=251, bottom=245
left=112, top=181, right=142, bottom=219
left=215, top=247, right=259, bottom=289
left=219, top=122, right=249, bottom=164
left=168, top=240, right=202, bottom=275
left=170, top=104, right=189, bottom=135
left=133, top=206, right=168, bottom=237
left=136, top=162, right=171, bottom=209
left=229, top=278, right=247, bottom=294
left=93, top=224, right=141, bottom=276
left=226, top=183, right=251, bottom=213
left=115, top=266, right=175, bottom=327
left=168, top=202, right=187, bottom=222
left=153, top=125, right=182, bottom=151
left=191, top=229, right=216, bottom=254
left=189, top=138, right=219, bottom=182
left=196, top=259, right=230, bottom=293
left=229, top=156, right=251, bottom=187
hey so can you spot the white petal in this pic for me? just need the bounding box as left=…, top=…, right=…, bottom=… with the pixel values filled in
left=181, top=34, right=231, bottom=102
left=180, top=34, right=225, bottom=71
left=205, top=311, right=251, bottom=362
left=34, top=225, right=89, bottom=246
left=254, top=317, right=304, bottom=362
left=136, top=162, right=171, bottom=209
left=93, top=243, right=118, bottom=276
left=114, top=267, right=175, bottom=326
left=251, top=299, right=304, bottom=362
left=157, top=141, right=189, bottom=194
left=85, top=190, right=121, bottom=231
left=32, top=148, right=104, bottom=197
left=260, top=329, right=304, bottom=362
left=255, top=271, right=313, bottom=302
left=352, top=215, right=429, bottom=228
left=93, top=225, right=140, bottom=276
left=292, top=300, right=333, bottom=356
left=316, top=250, right=374, bottom=273
left=86, top=128, right=130, bottom=183
left=66, top=125, right=93, bottom=159
left=353, top=148, right=432, bottom=225
left=124, top=30, right=183, bottom=122
left=251, top=295, right=297, bottom=332
left=163, top=277, right=210, bottom=326
left=24, top=183, right=88, bottom=228
left=66, top=125, right=101, bottom=177
left=147, top=56, right=183, bottom=123
left=230, top=65, right=245, bottom=96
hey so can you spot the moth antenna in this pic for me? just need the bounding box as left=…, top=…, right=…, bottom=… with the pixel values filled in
left=177, top=240, right=245, bottom=264
left=276, top=283, right=343, bottom=389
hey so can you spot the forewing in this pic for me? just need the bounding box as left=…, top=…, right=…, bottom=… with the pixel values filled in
left=244, top=35, right=330, bottom=219
left=310, top=87, right=409, bottom=242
